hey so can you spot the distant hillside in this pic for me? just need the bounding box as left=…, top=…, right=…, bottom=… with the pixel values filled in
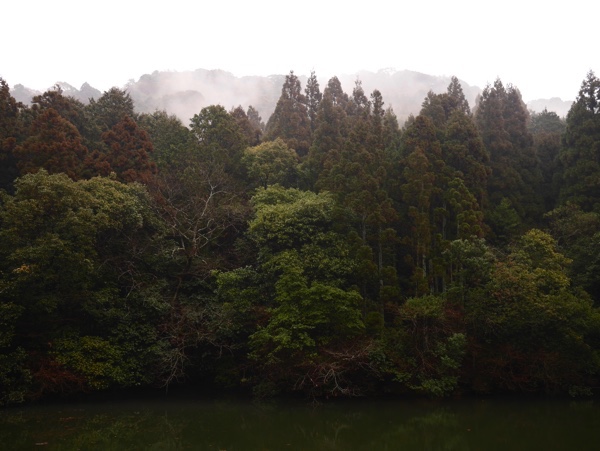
left=527, top=97, right=573, bottom=118
left=9, top=69, right=574, bottom=124
left=123, top=69, right=484, bottom=125
left=11, top=82, right=101, bottom=106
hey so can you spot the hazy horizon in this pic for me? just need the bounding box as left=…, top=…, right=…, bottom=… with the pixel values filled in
left=3, top=0, right=597, bottom=104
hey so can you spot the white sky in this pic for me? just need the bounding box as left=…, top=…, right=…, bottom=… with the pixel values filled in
left=1, top=0, right=597, bottom=101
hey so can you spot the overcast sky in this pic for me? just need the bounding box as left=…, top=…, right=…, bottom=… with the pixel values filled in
left=2, top=0, right=597, bottom=101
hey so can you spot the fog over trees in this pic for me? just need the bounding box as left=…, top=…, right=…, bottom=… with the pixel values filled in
left=9, top=68, right=574, bottom=127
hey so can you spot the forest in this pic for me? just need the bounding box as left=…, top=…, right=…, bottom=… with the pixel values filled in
left=1, top=69, right=600, bottom=406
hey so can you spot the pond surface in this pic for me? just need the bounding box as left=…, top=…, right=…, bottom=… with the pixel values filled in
left=1, top=393, right=599, bottom=450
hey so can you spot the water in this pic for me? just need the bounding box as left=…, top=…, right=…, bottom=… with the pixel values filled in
left=1, top=394, right=599, bottom=450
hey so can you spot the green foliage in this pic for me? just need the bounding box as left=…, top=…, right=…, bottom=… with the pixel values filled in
left=0, top=78, right=23, bottom=192
left=137, top=110, right=196, bottom=170
left=546, top=203, right=600, bottom=303
left=0, top=171, right=167, bottom=401
left=52, top=336, right=135, bottom=390
left=217, top=186, right=366, bottom=395
left=475, top=79, right=543, bottom=224
left=265, top=71, right=311, bottom=156
left=382, top=295, right=466, bottom=397
left=87, top=87, right=135, bottom=131
left=486, top=197, right=521, bottom=244
left=242, top=139, right=298, bottom=188
left=466, top=229, right=600, bottom=394
left=0, top=347, right=31, bottom=405
left=189, top=104, right=248, bottom=178
left=559, top=71, right=600, bottom=211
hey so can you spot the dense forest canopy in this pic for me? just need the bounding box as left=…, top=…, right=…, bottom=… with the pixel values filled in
left=1, top=70, right=600, bottom=405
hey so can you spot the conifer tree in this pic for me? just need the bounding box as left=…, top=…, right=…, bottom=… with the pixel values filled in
left=503, top=85, right=543, bottom=221
left=14, top=108, right=88, bottom=180
left=30, top=85, right=103, bottom=154
left=420, top=76, right=471, bottom=131
left=91, top=115, right=157, bottom=184
left=246, top=105, right=265, bottom=142
left=399, top=115, right=443, bottom=294
left=87, top=87, right=135, bottom=131
left=559, top=71, right=600, bottom=211
left=303, top=79, right=349, bottom=191
left=137, top=110, right=196, bottom=170
left=304, top=70, right=322, bottom=133
left=230, top=105, right=261, bottom=146
left=265, top=71, right=311, bottom=157
left=530, top=108, right=565, bottom=211
left=443, top=110, right=490, bottom=208
left=0, top=78, right=22, bottom=191
left=474, top=79, right=542, bottom=235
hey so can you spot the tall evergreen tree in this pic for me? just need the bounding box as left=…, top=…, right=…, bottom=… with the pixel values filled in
left=264, top=71, right=311, bottom=157
left=30, top=85, right=103, bottom=154
left=91, top=115, right=157, bottom=184
left=503, top=85, right=543, bottom=221
left=0, top=78, right=22, bottom=191
left=246, top=105, right=265, bottom=143
left=230, top=105, right=261, bottom=147
left=530, top=108, right=565, bottom=211
left=304, top=70, right=322, bottom=133
left=14, top=108, right=88, bottom=180
left=443, top=110, right=490, bottom=208
left=420, top=76, right=471, bottom=131
left=137, top=110, right=196, bottom=171
left=303, top=77, right=349, bottom=190
left=87, top=87, right=135, bottom=131
left=474, top=79, right=542, bottom=238
left=559, top=71, right=600, bottom=211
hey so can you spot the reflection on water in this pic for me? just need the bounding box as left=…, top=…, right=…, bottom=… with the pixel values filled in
left=1, top=395, right=600, bottom=450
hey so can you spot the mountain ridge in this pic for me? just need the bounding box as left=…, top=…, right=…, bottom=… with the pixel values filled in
left=9, top=69, right=575, bottom=123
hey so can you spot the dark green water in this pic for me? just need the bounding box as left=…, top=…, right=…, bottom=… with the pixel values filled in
left=1, top=394, right=599, bottom=450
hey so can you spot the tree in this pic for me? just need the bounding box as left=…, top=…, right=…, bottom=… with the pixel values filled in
left=466, top=229, right=600, bottom=394
left=265, top=71, right=311, bottom=157
left=474, top=79, right=543, bottom=238
left=546, top=203, right=600, bottom=304
left=137, top=110, right=196, bottom=170
left=303, top=78, right=349, bottom=190
left=87, top=87, right=135, bottom=131
left=234, top=186, right=365, bottom=396
left=398, top=115, right=445, bottom=294
left=0, top=171, right=167, bottom=400
left=420, top=76, right=471, bottom=131
left=503, top=85, right=543, bottom=221
left=190, top=104, right=248, bottom=178
left=0, top=78, right=23, bottom=191
left=242, top=138, right=299, bottom=188
left=530, top=108, right=565, bottom=211
left=384, top=295, right=467, bottom=396
left=559, top=71, right=600, bottom=211
left=230, top=105, right=261, bottom=146
left=90, top=115, right=157, bottom=184
left=247, top=106, right=265, bottom=143
left=14, top=108, right=88, bottom=180
left=305, top=70, right=322, bottom=133
left=30, top=85, right=101, bottom=150
left=317, top=87, right=398, bottom=305
left=442, top=110, right=490, bottom=207
left=145, top=108, right=251, bottom=386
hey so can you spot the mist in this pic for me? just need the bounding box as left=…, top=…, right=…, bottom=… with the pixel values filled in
left=9, top=68, right=575, bottom=124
